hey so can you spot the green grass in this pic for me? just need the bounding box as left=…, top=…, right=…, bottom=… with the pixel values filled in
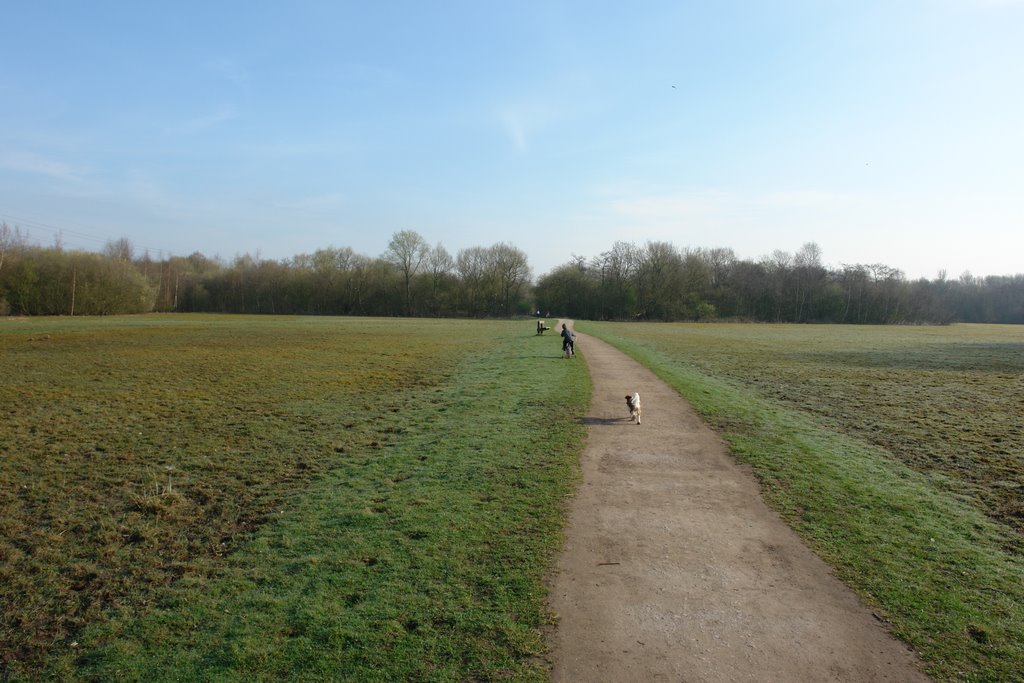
left=1, top=315, right=589, bottom=681
left=579, top=321, right=1024, bottom=683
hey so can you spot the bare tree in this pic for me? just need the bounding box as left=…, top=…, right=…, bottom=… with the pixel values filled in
left=635, top=241, right=684, bottom=320
left=456, top=246, right=489, bottom=316
left=700, top=246, right=737, bottom=287
left=488, top=242, right=532, bottom=316
left=425, top=242, right=454, bottom=315
left=534, top=261, right=597, bottom=319
left=794, top=241, right=825, bottom=322
left=0, top=222, right=27, bottom=275
left=103, top=237, right=134, bottom=262
left=590, top=241, right=639, bottom=318
left=385, top=230, right=430, bottom=315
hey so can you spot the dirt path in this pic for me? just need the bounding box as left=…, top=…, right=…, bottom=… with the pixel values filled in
left=546, top=323, right=930, bottom=682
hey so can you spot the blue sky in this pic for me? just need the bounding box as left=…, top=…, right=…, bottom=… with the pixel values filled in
left=2, top=1, right=1022, bottom=279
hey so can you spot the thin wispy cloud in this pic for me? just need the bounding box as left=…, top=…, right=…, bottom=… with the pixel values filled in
left=238, top=139, right=356, bottom=159
left=0, top=151, right=79, bottom=180
left=608, top=191, right=732, bottom=221
left=165, top=105, right=238, bottom=135
left=761, top=190, right=861, bottom=210
left=493, top=73, right=593, bottom=154
left=605, top=187, right=862, bottom=221
left=332, top=62, right=403, bottom=87
left=958, top=0, right=1024, bottom=7
left=205, top=57, right=250, bottom=85
left=578, top=186, right=870, bottom=262
left=272, top=192, right=348, bottom=213
left=498, top=109, right=528, bottom=151
left=495, top=99, right=572, bottom=153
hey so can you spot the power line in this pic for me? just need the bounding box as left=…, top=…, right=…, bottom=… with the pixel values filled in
left=0, top=211, right=175, bottom=258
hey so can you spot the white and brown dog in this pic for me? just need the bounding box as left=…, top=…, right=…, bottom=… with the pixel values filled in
left=625, top=392, right=642, bottom=425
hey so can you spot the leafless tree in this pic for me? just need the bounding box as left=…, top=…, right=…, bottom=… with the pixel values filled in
left=385, top=230, right=430, bottom=315
left=456, top=246, right=489, bottom=316
left=0, top=222, right=28, bottom=275
left=489, top=242, right=532, bottom=316
left=104, top=237, right=135, bottom=262
left=425, top=242, right=454, bottom=315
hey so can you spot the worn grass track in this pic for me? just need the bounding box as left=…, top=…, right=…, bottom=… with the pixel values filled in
left=579, top=321, right=1024, bottom=683
left=1, top=315, right=588, bottom=681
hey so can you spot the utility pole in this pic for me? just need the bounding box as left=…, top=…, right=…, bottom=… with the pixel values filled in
left=70, top=267, right=77, bottom=316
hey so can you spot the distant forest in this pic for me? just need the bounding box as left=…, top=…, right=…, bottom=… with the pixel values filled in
left=1, top=223, right=1021, bottom=324
left=536, top=241, right=1023, bottom=324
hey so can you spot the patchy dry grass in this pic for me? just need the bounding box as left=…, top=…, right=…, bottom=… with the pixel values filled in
left=1, top=315, right=589, bottom=680
left=581, top=321, right=1024, bottom=682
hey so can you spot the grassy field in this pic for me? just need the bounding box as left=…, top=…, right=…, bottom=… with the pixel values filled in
left=580, top=321, right=1024, bottom=682
left=0, top=315, right=589, bottom=681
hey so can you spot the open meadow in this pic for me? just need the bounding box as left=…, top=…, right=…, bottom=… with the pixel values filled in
left=581, top=321, right=1024, bottom=682
left=1, top=315, right=589, bottom=681
left=5, top=315, right=1023, bottom=682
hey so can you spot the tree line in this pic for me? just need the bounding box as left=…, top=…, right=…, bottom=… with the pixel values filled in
left=534, top=241, right=1024, bottom=324
left=1, top=222, right=1021, bottom=323
left=0, top=226, right=533, bottom=318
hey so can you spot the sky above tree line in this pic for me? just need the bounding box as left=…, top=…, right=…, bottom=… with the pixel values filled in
left=2, top=1, right=1022, bottom=280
